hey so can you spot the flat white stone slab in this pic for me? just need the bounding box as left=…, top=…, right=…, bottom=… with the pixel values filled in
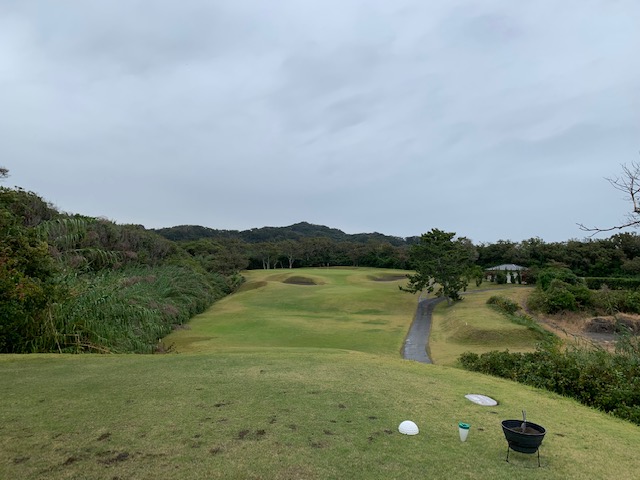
left=465, top=394, right=498, bottom=406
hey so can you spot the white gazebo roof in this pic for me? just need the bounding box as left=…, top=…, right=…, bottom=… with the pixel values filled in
left=486, top=264, right=527, bottom=271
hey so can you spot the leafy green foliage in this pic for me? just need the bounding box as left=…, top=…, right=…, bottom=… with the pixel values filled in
left=465, top=265, right=484, bottom=287
left=526, top=268, right=594, bottom=314
left=527, top=267, right=640, bottom=315
left=0, top=186, right=59, bottom=227
left=1, top=185, right=240, bottom=353
left=537, top=267, right=580, bottom=290
left=402, top=229, right=476, bottom=302
left=0, top=190, right=64, bottom=352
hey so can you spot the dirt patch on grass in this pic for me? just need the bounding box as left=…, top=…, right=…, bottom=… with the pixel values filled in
left=585, top=314, right=640, bottom=334
left=209, top=446, right=223, bottom=455
left=237, top=429, right=267, bottom=440
left=532, top=311, right=636, bottom=349
left=97, top=452, right=130, bottom=465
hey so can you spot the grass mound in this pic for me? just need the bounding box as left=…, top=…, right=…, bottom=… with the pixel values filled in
left=368, top=273, right=407, bottom=282
left=451, top=327, right=535, bottom=347
left=237, top=280, right=267, bottom=292
left=283, top=275, right=318, bottom=285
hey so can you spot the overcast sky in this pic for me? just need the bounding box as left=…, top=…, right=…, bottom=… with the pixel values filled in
left=2, top=0, right=639, bottom=243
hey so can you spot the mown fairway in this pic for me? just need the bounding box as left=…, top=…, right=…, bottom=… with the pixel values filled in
left=163, top=268, right=417, bottom=355
left=2, top=268, right=639, bottom=479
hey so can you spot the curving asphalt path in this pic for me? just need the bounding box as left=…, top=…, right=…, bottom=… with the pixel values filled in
left=402, top=297, right=446, bottom=364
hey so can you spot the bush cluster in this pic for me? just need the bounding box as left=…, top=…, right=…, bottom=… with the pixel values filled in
left=460, top=337, right=640, bottom=425
left=526, top=267, right=640, bottom=315
left=525, top=268, right=589, bottom=314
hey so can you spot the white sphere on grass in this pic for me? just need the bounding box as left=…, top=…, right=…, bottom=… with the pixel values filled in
left=398, top=420, right=419, bottom=435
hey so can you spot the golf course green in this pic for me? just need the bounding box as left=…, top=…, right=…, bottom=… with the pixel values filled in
left=1, top=268, right=638, bottom=479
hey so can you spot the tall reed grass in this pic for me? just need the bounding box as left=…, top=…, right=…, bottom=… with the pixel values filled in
left=41, top=265, right=236, bottom=353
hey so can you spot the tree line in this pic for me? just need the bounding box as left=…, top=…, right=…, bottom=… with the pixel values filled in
left=155, top=223, right=640, bottom=279
left=4, top=158, right=640, bottom=353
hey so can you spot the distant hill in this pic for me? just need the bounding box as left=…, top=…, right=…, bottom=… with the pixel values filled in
left=154, top=221, right=408, bottom=246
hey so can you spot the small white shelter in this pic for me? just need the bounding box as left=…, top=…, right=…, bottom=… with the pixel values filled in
left=485, top=264, right=527, bottom=284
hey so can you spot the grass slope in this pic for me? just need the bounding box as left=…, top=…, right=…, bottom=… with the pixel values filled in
left=1, top=352, right=639, bottom=480
left=430, top=287, right=545, bottom=366
left=2, top=269, right=639, bottom=479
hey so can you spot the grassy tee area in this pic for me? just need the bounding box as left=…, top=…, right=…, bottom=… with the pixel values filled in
left=429, top=286, right=542, bottom=366
left=1, top=268, right=639, bottom=479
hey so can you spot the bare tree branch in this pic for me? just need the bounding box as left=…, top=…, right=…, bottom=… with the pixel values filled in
left=607, top=161, right=640, bottom=213
left=578, top=218, right=640, bottom=235
left=578, top=158, right=640, bottom=235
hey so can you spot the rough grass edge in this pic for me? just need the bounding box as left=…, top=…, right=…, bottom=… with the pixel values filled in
left=486, top=295, right=556, bottom=341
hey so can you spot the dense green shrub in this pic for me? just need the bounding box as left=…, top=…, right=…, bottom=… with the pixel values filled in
left=459, top=350, right=524, bottom=380
left=621, top=290, right=640, bottom=314
left=460, top=340, right=640, bottom=425
left=570, top=283, right=594, bottom=309
left=537, top=267, right=580, bottom=290
left=0, top=198, right=65, bottom=352
left=543, top=280, right=579, bottom=312
left=526, top=267, right=596, bottom=314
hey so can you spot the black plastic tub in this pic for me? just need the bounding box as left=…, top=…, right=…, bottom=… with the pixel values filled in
left=501, top=420, right=546, bottom=454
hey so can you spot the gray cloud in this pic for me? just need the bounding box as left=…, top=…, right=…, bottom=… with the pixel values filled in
left=3, top=0, right=639, bottom=243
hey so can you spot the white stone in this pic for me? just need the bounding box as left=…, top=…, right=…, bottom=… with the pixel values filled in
left=464, top=394, right=498, bottom=406
left=398, top=420, right=419, bottom=435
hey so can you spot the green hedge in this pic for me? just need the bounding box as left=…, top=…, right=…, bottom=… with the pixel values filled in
left=460, top=338, right=640, bottom=425
left=585, top=277, right=640, bottom=290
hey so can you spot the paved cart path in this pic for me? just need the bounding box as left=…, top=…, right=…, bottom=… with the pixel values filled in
left=402, top=297, right=446, bottom=364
